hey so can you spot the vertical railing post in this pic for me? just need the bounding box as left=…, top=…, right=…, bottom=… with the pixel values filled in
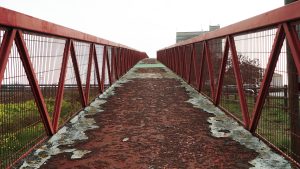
left=228, top=35, right=250, bottom=128
left=0, top=29, right=16, bottom=87
left=198, top=42, right=206, bottom=92
left=52, top=39, right=71, bottom=131
left=106, top=46, right=112, bottom=86
left=283, top=22, right=300, bottom=162
left=93, top=45, right=102, bottom=93
left=85, top=43, right=94, bottom=104
left=101, top=45, right=107, bottom=91
left=204, top=41, right=215, bottom=99
left=15, top=30, right=54, bottom=135
left=70, top=41, right=87, bottom=107
left=214, top=37, right=230, bottom=105
left=187, top=44, right=194, bottom=84
left=192, top=43, right=199, bottom=87
left=111, top=46, right=116, bottom=83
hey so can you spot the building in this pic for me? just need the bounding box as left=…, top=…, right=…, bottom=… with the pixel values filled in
left=176, top=25, right=220, bottom=43
left=271, top=72, right=283, bottom=87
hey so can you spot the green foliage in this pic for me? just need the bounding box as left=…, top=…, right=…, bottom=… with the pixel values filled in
left=221, top=94, right=292, bottom=155
left=0, top=97, right=81, bottom=168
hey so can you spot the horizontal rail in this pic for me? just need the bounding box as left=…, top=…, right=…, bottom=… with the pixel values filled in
left=159, top=0, right=300, bottom=50
left=0, top=7, right=133, bottom=49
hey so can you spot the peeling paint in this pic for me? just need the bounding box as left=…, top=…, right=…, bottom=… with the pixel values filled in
left=70, top=150, right=91, bottom=159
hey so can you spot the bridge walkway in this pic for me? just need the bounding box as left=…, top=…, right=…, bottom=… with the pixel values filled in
left=18, top=59, right=291, bottom=169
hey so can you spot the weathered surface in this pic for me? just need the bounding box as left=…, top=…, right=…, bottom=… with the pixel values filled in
left=18, top=59, right=291, bottom=169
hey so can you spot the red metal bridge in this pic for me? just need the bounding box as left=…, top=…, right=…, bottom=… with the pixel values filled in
left=1, top=1, right=300, bottom=168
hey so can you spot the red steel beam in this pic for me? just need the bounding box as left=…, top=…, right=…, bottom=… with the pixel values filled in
left=181, top=46, right=186, bottom=79
left=0, top=29, right=16, bottom=87
left=160, top=1, right=300, bottom=50
left=111, top=47, right=117, bottom=83
left=52, top=39, right=71, bottom=131
left=204, top=41, right=215, bottom=99
left=115, top=47, right=120, bottom=80
left=101, top=46, right=107, bottom=90
left=173, top=48, right=177, bottom=71
left=187, top=44, right=195, bottom=84
left=85, top=43, right=95, bottom=104
left=15, top=30, right=54, bottom=135
left=228, top=35, right=250, bottom=128
left=198, top=42, right=206, bottom=91
left=70, top=41, right=87, bottom=107
left=0, top=7, right=136, bottom=50
left=192, top=43, right=200, bottom=88
left=116, top=48, right=121, bottom=78
left=119, top=48, right=122, bottom=77
left=171, top=48, right=175, bottom=71
left=250, top=25, right=286, bottom=132
left=214, top=37, right=230, bottom=105
left=175, top=47, right=180, bottom=75
left=283, top=23, right=300, bottom=74
left=93, top=45, right=102, bottom=93
left=106, top=47, right=112, bottom=86
left=184, top=46, right=190, bottom=81
left=120, top=48, right=124, bottom=76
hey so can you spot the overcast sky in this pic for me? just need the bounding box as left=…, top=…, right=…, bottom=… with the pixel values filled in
left=0, top=0, right=284, bottom=57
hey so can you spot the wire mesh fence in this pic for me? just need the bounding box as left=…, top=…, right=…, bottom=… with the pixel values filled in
left=59, top=52, right=83, bottom=127
left=102, top=47, right=110, bottom=90
left=23, top=32, right=66, bottom=120
left=157, top=12, right=300, bottom=166
left=209, top=38, right=224, bottom=91
left=0, top=39, right=47, bottom=169
left=0, top=24, right=145, bottom=168
left=73, top=41, right=90, bottom=95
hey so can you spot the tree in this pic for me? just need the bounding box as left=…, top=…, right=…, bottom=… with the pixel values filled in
left=223, top=54, right=263, bottom=86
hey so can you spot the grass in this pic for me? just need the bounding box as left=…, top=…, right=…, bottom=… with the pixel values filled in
left=220, top=93, right=292, bottom=156
left=0, top=92, right=82, bottom=169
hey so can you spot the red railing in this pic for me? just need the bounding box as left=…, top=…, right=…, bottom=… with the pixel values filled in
left=157, top=1, right=300, bottom=167
left=0, top=7, right=147, bottom=168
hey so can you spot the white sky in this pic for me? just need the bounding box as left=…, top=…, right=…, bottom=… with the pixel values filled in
left=0, top=0, right=284, bottom=58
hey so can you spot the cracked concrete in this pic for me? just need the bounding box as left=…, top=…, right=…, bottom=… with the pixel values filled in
left=17, top=59, right=292, bottom=168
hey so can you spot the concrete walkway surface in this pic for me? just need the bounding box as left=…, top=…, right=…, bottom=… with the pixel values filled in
left=18, top=59, right=292, bottom=169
